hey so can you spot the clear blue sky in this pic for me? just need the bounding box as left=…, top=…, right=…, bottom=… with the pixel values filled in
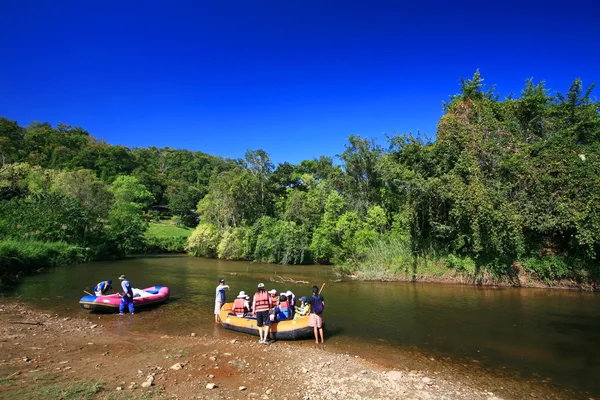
left=1, top=0, right=598, bottom=164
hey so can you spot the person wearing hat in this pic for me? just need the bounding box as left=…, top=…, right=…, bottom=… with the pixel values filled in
left=294, top=296, right=310, bottom=318
left=93, top=279, right=113, bottom=296
left=268, top=289, right=279, bottom=309
left=284, top=290, right=296, bottom=316
left=118, top=275, right=134, bottom=315
left=252, top=283, right=271, bottom=344
left=232, top=291, right=251, bottom=317
left=215, top=278, right=230, bottom=323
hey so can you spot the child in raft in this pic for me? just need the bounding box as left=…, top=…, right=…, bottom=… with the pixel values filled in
left=293, top=296, right=310, bottom=319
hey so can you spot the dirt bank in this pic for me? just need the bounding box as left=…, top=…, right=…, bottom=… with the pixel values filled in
left=0, top=302, right=576, bottom=399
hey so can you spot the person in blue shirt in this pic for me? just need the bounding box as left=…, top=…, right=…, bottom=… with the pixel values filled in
left=93, top=280, right=113, bottom=296
left=118, top=275, right=134, bottom=315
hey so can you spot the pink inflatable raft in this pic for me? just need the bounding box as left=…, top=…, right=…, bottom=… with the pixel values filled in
left=79, top=286, right=170, bottom=312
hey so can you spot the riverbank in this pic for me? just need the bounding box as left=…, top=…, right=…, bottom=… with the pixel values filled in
left=345, top=268, right=597, bottom=291
left=0, top=301, right=578, bottom=400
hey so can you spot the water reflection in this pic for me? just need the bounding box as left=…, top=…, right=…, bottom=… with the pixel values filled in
left=5, top=255, right=600, bottom=396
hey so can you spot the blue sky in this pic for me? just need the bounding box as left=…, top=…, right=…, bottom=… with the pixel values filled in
left=1, top=0, right=598, bottom=164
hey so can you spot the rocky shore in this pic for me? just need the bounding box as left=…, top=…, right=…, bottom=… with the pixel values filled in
left=0, top=302, right=574, bottom=399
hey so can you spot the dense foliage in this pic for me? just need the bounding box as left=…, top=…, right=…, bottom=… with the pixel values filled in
left=1, top=72, right=599, bottom=286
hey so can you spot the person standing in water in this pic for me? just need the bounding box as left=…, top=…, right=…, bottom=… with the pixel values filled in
left=118, top=275, right=134, bottom=315
left=214, top=278, right=230, bottom=323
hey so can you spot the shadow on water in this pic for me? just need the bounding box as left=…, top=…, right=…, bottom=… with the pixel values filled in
left=6, top=255, right=600, bottom=397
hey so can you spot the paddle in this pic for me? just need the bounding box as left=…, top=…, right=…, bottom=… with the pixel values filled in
left=318, top=282, right=325, bottom=294
left=83, top=290, right=93, bottom=296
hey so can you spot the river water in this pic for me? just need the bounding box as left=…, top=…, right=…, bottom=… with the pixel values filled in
left=5, top=255, right=600, bottom=397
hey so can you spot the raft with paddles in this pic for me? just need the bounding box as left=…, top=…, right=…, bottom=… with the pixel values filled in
left=218, top=302, right=318, bottom=340
left=79, top=286, right=170, bottom=312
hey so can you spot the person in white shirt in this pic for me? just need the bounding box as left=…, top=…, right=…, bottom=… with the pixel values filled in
left=214, top=278, right=230, bottom=323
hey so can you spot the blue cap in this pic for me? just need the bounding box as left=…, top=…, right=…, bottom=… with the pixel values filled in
left=300, top=296, right=307, bottom=302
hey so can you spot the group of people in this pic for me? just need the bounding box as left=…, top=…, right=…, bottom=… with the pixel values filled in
left=215, top=279, right=325, bottom=344
left=93, top=274, right=135, bottom=315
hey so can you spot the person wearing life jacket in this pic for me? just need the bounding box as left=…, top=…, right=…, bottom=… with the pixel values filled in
left=276, top=294, right=291, bottom=321
left=252, top=283, right=271, bottom=344
left=232, top=291, right=250, bottom=317
left=268, top=289, right=279, bottom=309
left=284, top=290, right=296, bottom=316
left=294, top=296, right=310, bottom=319
left=94, top=280, right=113, bottom=296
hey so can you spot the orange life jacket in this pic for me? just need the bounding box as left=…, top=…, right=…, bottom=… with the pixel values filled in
left=233, top=298, right=246, bottom=317
left=253, top=291, right=270, bottom=312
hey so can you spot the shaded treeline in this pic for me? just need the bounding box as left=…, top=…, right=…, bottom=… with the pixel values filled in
left=1, top=72, right=599, bottom=286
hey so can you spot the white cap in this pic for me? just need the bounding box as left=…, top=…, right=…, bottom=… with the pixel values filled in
left=268, top=289, right=277, bottom=294
left=284, top=290, right=293, bottom=296
left=237, top=291, right=248, bottom=299
left=258, top=282, right=265, bottom=288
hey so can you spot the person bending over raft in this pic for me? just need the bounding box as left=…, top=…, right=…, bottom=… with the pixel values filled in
left=94, top=280, right=113, bottom=296
left=252, top=283, right=271, bottom=344
left=232, top=291, right=251, bottom=317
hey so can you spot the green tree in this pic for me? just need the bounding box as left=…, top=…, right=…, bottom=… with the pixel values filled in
left=107, top=176, right=153, bottom=255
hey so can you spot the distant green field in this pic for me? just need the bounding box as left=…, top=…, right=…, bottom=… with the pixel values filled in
left=146, top=222, right=193, bottom=239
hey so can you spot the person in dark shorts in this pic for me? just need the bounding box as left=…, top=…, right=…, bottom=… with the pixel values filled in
left=252, top=282, right=271, bottom=344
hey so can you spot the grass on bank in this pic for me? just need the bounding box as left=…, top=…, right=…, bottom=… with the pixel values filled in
left=0, top=239, right=86, bottom=287
left=146, top=221, right=193, bottom=239
left=0, top=372, right=163, bottom=399
left=143, top=221, right=193, bottom=253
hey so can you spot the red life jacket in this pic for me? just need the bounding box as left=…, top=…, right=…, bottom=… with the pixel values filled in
left=280, top=300, right=289, bottom=309
left=254, top=291, right=270, bottom=312
left=269, top=295, right=279, bottom=309
left=233, top=298, right=246, bottom=317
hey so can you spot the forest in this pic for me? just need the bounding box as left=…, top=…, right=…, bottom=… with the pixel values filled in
left=1, top=72, right=599, bottom=287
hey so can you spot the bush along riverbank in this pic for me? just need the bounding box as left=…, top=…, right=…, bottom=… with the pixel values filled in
left=337, top=237, right=597, bottom=290
left=0, top=239, right=88, bottom=286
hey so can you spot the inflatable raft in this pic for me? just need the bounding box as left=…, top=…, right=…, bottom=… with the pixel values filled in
left=79, top=286, right=170, bottom=312
left=218, top=302, right=318, bottom=340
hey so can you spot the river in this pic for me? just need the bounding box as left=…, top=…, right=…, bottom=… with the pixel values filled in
left=5, top=255, right=600, bottom=397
